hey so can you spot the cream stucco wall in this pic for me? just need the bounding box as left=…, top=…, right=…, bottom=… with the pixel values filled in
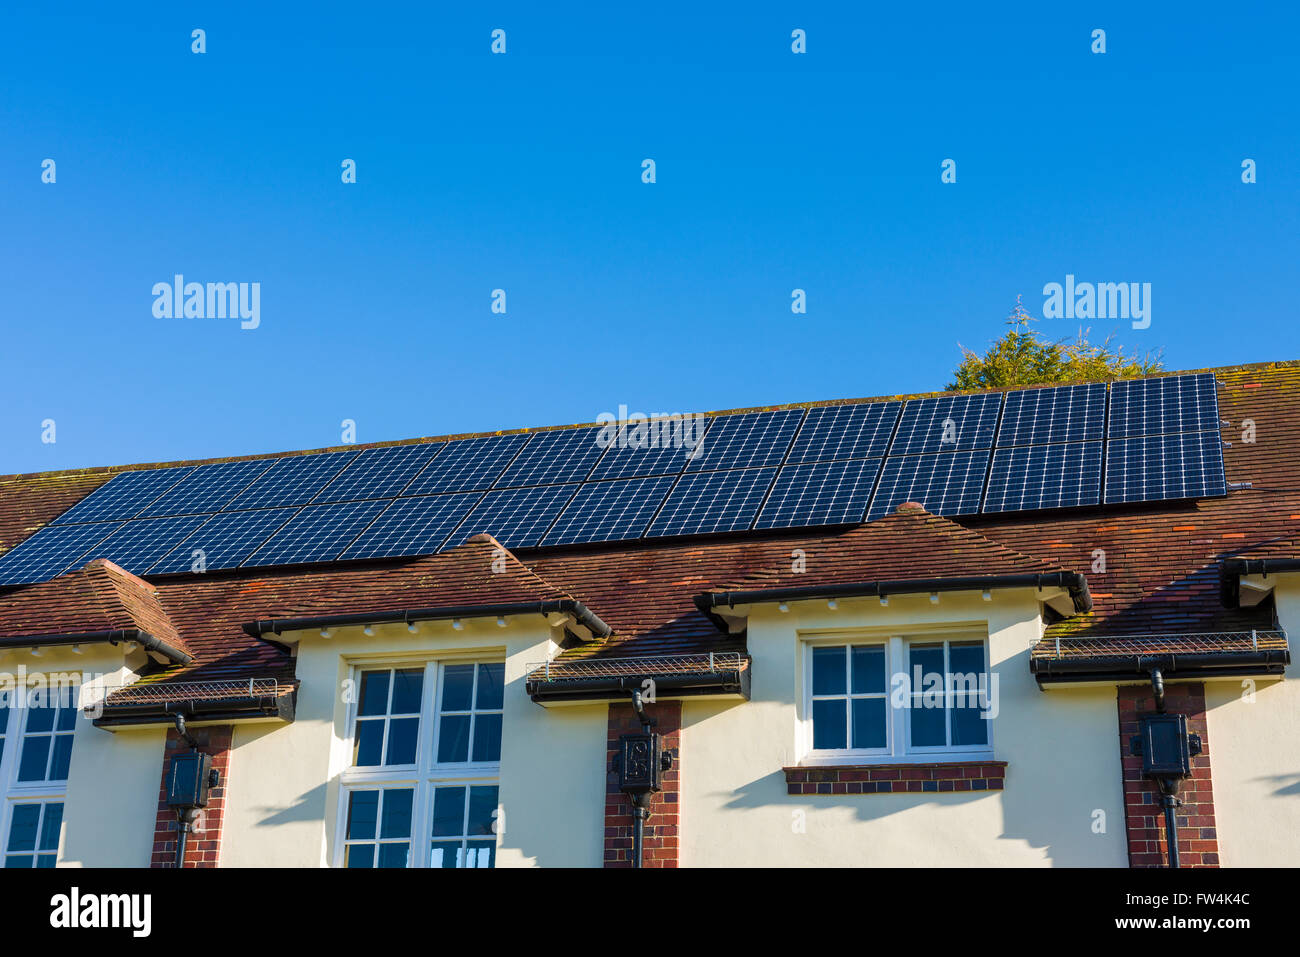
left=219, top=617, right=606, bottom=867
left=681, top=590, right=1128, bottom=867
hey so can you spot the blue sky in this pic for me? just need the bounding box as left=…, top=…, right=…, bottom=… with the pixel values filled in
left=3, top=2, right=1296, bottom=473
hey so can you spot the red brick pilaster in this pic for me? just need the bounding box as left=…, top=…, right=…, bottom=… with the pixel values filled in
left=150, top=725, right=233, bottom=868
left=1117, top=684, right=1218, bottom=867
left=604, top=701, right=680, bottom=868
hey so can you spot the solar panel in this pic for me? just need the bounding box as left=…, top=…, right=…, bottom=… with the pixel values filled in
left=0, top=522, right=124, bottom=586
left=452, top=484, right=581, bottom=549
left=888, top=394, right=1002, bottom=456
left=494, top=428, right=608, bottom=488
left=314, top=443, right=445, bottom=503
left=866, top=450, right=990, bottom=521
left=147, top=508, right=300, bottom=574
left=684, top=410, right=805, bottom=472
left=996, top=383, right=1106, bottom=447
left=754, top=459, right=882, bottom=529
left=242, top=499, right=388, bottom=567
left=646, top=468, right=777, bottom=537
left=588, top=418, right=709, bottom=480
left=50, top=467, right=197, bottom=525
left=341, top=493, right=484, bottom=560
left=402, top=433, right=529, bottom=496
left=1103, top=432, right=1227, bottom=504
left=786, top=403, right=901, bottom=464
left=76, top=515, right=212, bottom=576
left=138, top=459, right=275, bottom=517
left=1108, top=373, right=1220, bottom=438
left=542, top=475, right=677, bottom=545
left=224, top=451, right=359, bottom=510
left=982, top=442, right=1103, bottom=514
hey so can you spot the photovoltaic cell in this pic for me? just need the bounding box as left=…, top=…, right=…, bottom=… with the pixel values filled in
left=1108, top=373, right=1220, bottom=438
left=147, top=508, right=301, bottom=574
left=996, top=383, right=1106, bottom=448
left=51, top=467, right=196, bottom=525
left=684, top=410, right=804, bottom=472
left=785, top=403, right=901, bottom=464
left=403, top=434, right=529, bottom=496
left=494, top=429, right=608, bottom=488
left=646, top=468, right=777, bottom=538
left=588, top=418, right=709, bottom=480
left=341, top=493, right=484, bottom=560
left=76, top=515, right=211, bottom=576
left=866, top=450, right=990, bottom=521
left=1103, top=432, right=1227, bottom=504
left=224, top=451, right=359, bottom=510
left=242, top=499, right=388, bottom=567
left=982, top=442, right=1103, bottom=514
left=0, top=522, right=124, bottom=586
left=889, top=393, right=1002, bottom=456
left=543, top=475, right=677, bottom=545
left=754, top=459, right=882, bottom=529
left=138, top=459, right=275, bottom=517
left=453, top=484, right=580, bottom=549
left=313, top=443, right=445, bottom=503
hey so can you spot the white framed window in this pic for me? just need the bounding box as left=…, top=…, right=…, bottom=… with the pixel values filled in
left=336, top=659, right=504, bottom=868
left=802, top=634, right=993, bottom=764
left=0, top=684, right=77, bottom=868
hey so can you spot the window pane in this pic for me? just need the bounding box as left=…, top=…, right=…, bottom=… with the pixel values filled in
left=850, top=645, right=886, bottom=694
left=344, top=844, right=375, bottom=868
left=353, top=719, right=384, bottom=767
left=464, top=840, right=496, bottom=868
left=379, top=789, right=413, bottom=840
left=36, top=854, right=56, bottom=869
left=851, top=697, right=887, bottom=749
left=357, top=671, right=390, bottom=717
left=471, top=713, right=503, bottom=763
left=38, top=804, right=62, bottom=852
left=441, top=665, right=475, bottom=712
left=437, top=714, right=471, bottom=763
left=385, top=717, right=419, bottom=765
left=811, top=647, right=847, bottom=696
left=25, top=705, right=54, bottom=734
left=949, top=642, right=988, bottom=746
left=376, top=843, right=410, bottom=868
left=5, top=855, right=33, bottom=868
left=952, top=698, right=988, bottom=746
left=467, top=786, right=499, bottom=836
left=49, top=736, right=73, bottom=781
left=56, top=702, right=77, bottom=731
left=17, top=736, right=51, bottom=782
left=7, top=805, right=40, bottom=852
left=811, top=699, right=847, bottom=750
left=430, top=841, right=460, bottom=868
left=431, top=786, right=466, bottom=837
left=910, top=692, right=946, bottom=747
left=476, top=663, right=505, bottom=711
left=389, top=668, right=424, bottom=714
left=909, top=642, right=947, bottom=747
left=345, top=791, right=379, bottom=841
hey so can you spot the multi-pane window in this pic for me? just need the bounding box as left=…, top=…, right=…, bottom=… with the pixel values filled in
left=1, top=685, right=77, bottom=868
left=5, top=801, right=62, bottom=868
left=806, top=637, right=991, bottom=761
left=339, top=661, right=504, bottom=868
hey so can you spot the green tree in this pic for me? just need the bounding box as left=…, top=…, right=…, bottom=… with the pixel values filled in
left=947, top=297, right=1163, bottom=391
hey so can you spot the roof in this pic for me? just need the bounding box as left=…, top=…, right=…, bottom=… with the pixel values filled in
left=0, top=359, right=1295, bottom=691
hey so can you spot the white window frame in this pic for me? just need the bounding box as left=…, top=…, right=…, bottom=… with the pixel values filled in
left=800, top=631, right=995, bottom=766
left=333, top=656, right=504, bottom=868
left=0, top=684, right=77, bottom=867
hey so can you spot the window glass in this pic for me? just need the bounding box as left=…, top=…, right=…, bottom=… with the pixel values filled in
left=353, top=668, right=423, bottom=767
left=4, top=802, right=62, bottom=868
left=343, top=788, right=412, bottom=869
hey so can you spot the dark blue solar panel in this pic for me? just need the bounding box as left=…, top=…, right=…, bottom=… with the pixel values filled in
left=224, top=451, right=359, bottom=511
left=866, top=450, right=990, bottom=521
left=453, top=484, right=581, bottom=549
left=147, top=508, right=300, bottom=574
left=0, top=522, right=124, bottom=585
left=543, top=476, right=677, bottom=545
left=51, top=467, right=196, bottom=525
left=646, top=468, right=777, bottom=537
left=1103, top=432, right=1227, bottom=504
left=402, top=434, right=529, bottom=496
left=341, top=493, right=484, bottom=559
left=889, top=393, right=1002, bottom=456
left=494, top=428, right=608, bottom=488
left=685, top=410, right=804, bottom=472
left=242, top=499, right=388, bottom=567
left=314, top=443, right=445, bottom=503
left=786, top=403, right=901, bottom=464
left=138, top=459, right=275, bottom=517
left=982, top=442, right=1103, bottom=514
left=754, top=459, right=882, bottom=529
left=76, top=515, right=211, bottom=575
left=996, top=384, right=1106, bottom=448
left=1108, top=373, right=1220, bottom=438
left=588, top=417, right=709, bottom=480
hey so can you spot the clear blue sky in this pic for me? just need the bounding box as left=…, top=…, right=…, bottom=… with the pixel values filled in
left=3, top=2, right=1296, bottom=474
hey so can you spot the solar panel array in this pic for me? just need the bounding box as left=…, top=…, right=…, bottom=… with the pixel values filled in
left=0, top=374, right=1228, bottom=585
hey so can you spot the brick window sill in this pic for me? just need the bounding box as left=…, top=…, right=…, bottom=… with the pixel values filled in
left=783, top=761, right=1007, bottom=795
